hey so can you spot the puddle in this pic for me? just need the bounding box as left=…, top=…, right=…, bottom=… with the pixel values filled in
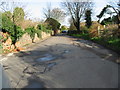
left=36, top=54, right=56, bottom=62
left=64, top=50, right=70, bottom=53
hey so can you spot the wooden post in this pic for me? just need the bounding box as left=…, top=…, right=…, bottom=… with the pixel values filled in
left=104, top=25, right=106, bottom=28
left=98, top=26, right=100, bottom=37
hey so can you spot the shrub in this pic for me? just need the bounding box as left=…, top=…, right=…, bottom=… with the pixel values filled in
left=0, top=35, right=3, bottom=54
left=35, top=30, right=42, bottom=38
left=80, top=26, right=89, bottom=33
left=2, top=12, right=25, bottom=44
left=2, top=12, right=14, bottom=33
left=69, top=23, right=77, bottom=30
left=0, top=34, right=4, bottom=41
left=102, top=25, right=118, bottom=37
left=61, top=25, right=68, bottom=31
left=9, top=25, right=25, bottom=43
left=37, top=24, right=42, bottom=30
left=16, top=26, right=25, bottom=40
left=25, top=27, right=36, bottom=41
left=0, top=44, right=3, bottom=54
left=88, top=21, right=103, bottom=37
left=45, top=18, right=61, bottom=30
left=25, top=24, right=52, bottom=41
left=37, top=24, right=52, bottom=34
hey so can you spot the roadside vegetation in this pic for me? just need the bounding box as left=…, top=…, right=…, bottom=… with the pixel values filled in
left=0, top=2, right=61, bottom=53
left=68, top=1, right=120, bottom=54
left=0, top=1, right=119, bottom=54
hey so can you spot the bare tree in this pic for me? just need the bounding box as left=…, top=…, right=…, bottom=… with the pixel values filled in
left=43, top=3, right=52, bottom=19
left=51, top=8, right=66, bottom=22
left=43, top=3, right=66, bottom=22
left=62, top=0, right=93, bottom=33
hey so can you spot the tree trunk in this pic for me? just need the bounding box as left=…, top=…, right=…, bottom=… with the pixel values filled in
left=14, top=25, right=17, bottom=44
left=73, top=18, right=80, bottom=33
left=12, top=15, right=17, bottom=49
left=76, top=23, right=80, bottom=33
left=76, top=18, right=81, bottom=33
left=13, top=15, right=17, bottom=45
left=77, top=16, right=81, bottom=33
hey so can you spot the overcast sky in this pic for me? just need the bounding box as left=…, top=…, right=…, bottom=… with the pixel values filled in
left=1, top=0, right=117, bottom=26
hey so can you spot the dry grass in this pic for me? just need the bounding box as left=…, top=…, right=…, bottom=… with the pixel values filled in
left=18, top=20, right=40, bottom=29
left=88, top=22, right=118, bottom=37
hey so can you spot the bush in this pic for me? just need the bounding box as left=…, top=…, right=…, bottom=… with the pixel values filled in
left=9, top=25, right=25, bottom=43
left=45, top=18, right=61, bottom=30
left=37, top=24, right=42, bottom=30
left=37, top=24, right=52, bottom=34
left=0, top=34, right=4, bottom=41
left=35, top=30, right=42, bottom=38
left=2, top=12, right=25, bottom=44
left=80, top=26, right=89, bottom=33
left=16, top=26, right=25, bottom=40
left=69, top=23, right=77, bottom=30
left=102, top=25, right=118, bottom=37
left=2, top=12, right=14, bottom=33
left=25, top=26, right=47, bottom=41
left=88, top=21, right=104, bottom=37
left=0, top=35, right=3, bottom=54
left=25, top=27, right=36, bottom=40
left=0, top=44, right=3, bottom=54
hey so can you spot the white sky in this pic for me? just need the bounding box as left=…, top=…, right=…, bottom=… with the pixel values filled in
left=1, top=0, right=117, bottom=26
left=25, top=0, right=108, bottom=26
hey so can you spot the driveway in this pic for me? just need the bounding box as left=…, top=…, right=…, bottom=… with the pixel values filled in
left=1, top=34, right=119, bottom=88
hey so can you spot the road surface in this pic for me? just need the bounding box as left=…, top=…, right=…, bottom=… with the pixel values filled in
left=1, top=34, right=119, bottom=88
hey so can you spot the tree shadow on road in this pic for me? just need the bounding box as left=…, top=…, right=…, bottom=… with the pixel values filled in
left=11, top=41, right=119, bottom=88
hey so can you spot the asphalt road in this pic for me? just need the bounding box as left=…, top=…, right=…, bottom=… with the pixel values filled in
left=1, top=34, right=119, bottom=88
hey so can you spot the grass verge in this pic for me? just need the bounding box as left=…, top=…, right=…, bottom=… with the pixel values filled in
left=68, top=33, right=120, bottom=54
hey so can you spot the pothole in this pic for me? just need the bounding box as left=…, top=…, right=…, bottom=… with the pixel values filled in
left=63, top=50, right=70, bottom=53
left=36, top=54, right=56, bottom=62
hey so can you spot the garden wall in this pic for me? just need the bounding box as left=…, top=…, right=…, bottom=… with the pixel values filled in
left=15, top=32, right=51, bottom=48
left=1, top=31, right=52, bottom=53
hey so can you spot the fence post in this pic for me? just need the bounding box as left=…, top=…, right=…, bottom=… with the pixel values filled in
left=98, top=26, right=100, bottom=37
left=104, top=25, right=106, bottom=28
